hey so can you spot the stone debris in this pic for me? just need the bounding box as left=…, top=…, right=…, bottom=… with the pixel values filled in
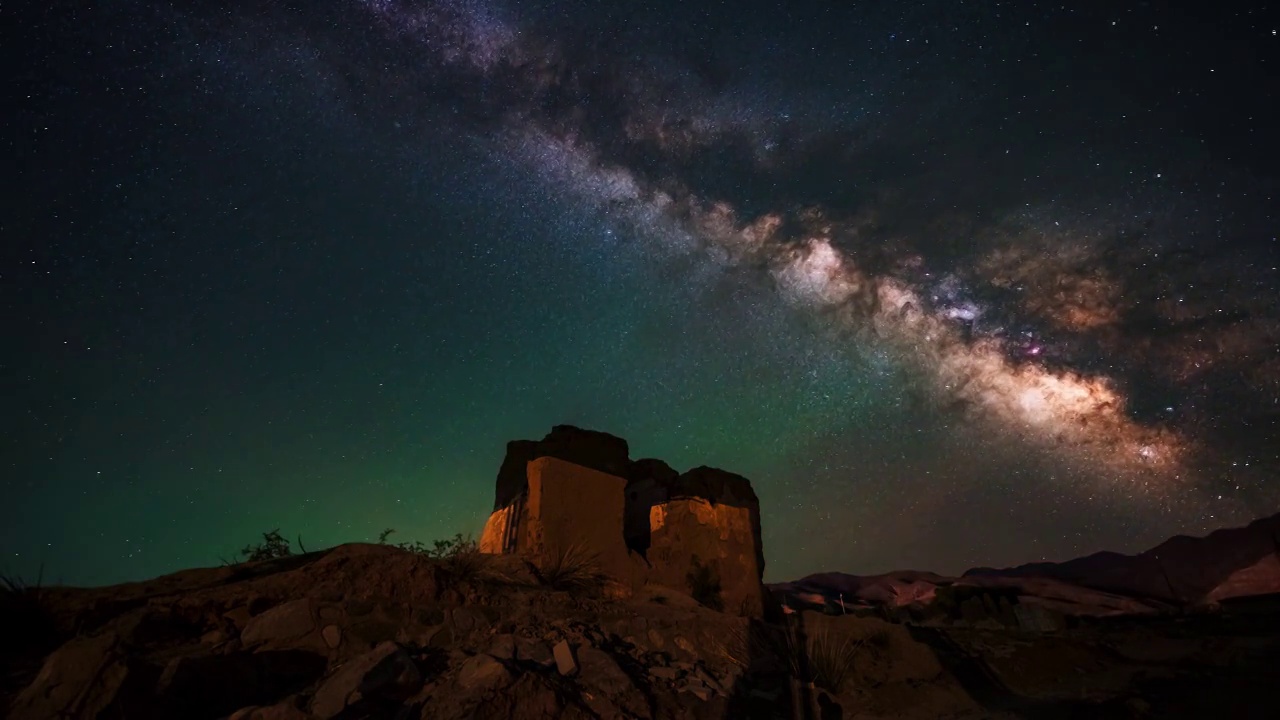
left=553, top=639, right=579, bottom=676
left=310, top=641, right=420, bottom=718
left=456, top=653, right=513, bottom=691
left=321, top=624, right=342, bottom=649
left=648, top=666, right=680, bottom=680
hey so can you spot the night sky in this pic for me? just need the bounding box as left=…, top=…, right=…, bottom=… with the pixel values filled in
left=5, top=0, right=1279, bottom=587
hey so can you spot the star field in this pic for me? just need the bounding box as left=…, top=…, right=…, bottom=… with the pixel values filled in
left=4, top=0, right=1279, bottom=585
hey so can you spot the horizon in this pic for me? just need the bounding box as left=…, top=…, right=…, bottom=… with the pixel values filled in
left=6, top=0, right=1279, bottom=588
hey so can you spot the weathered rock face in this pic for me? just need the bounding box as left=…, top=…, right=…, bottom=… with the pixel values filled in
left=648, top=498, right=767, bottom=617
left=524, top=458, right=627, bottom=565
left=480, top=426, right=767, bottom=617
left=492, top=426, right=632, bottom=511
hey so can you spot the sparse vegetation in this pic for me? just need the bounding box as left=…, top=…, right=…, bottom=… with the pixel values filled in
left=534, top=541, right=604, bottom=591
left=704, top=621, right=754, bottom=669
left=379, top=529, right=475, bottom=558
left=805, top=628, right=864, bottom=693
left=686, top=555, right=724, bottom=611
left=234, top=529, right=295, bottom=563
left=379, top=529, right=487, bottom=584
left=0, top=565, right=59, bottom=658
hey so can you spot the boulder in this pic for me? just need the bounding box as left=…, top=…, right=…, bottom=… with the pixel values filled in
left=309, top=641, right=421, bottom=718
left=241, top=599, right=317, bottom=648
left=9, top=631, right=128, bottom=720
left=456, top=653, right=514, bottom=691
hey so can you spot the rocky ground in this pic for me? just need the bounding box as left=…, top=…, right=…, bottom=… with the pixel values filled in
left=4, top=542, right=1280, bottom=719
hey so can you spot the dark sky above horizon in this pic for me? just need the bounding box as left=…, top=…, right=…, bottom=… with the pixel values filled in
left=4, top=0, right=1279, bottom=587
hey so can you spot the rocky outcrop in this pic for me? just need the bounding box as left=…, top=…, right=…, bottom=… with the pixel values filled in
left=492, top=426, right=632, bottom=511
left=481, top=456, right=640, bottom=588
left=480, top=426, right=767, bottom=617
left=647, top=498, right=765, bottom=616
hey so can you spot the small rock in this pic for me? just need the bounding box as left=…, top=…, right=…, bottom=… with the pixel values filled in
left=310, top=641, right=421, bottom=719
left=449, top=605, right=498, bottom=634
left=448, top=607, right=476, bottom=633
left=201, top=628, right=230, bottom=646
left=648, top=666, right=680, bottom=681
left=678, top=677, right=713, bottom=702
left=241, top=599, right=316, bottom=647
left=693, top=666, right=725, bottom=694
left=719, top=667, right=745, bottom=693
left=223, top=606, right=253, bottom=631
left=577, top=647, right=634, bottom=696
left=488, top=634, right=516, bottom=660
left=414, top=606, right=445, bottom=626
left=553, top=640, right=578, bottom=676
left=647, top=629, right=665, bottom=648
left=516, top=638, right=555, bottom=667
left=674, top=636, right=696, bottom=654
left=322, top=624, right=342, bottom=649
left=428, top=625, right=454, bottom=648
left=456, top=653, right=513, bottom=691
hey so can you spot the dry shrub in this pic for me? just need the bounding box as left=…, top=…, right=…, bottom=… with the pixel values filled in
left=0, top=566, right=58, bottom=657
left=534, top=542, right=604, bottom=592
left=805, top=628, right=863, bottom=693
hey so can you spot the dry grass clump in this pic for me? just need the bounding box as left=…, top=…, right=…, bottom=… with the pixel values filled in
left=0, top=565, right=60, bottom=659
left=805, top=628, right=863, bottom=693
left=716, top=616, right=882, bottom=694
left=533, top=542, right=604, bottom=592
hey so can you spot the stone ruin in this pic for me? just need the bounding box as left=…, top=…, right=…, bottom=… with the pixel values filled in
left=479, top=425, right=768, bottom=617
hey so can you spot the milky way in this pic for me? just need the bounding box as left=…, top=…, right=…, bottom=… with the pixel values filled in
left=6, top=0, right=1279, bottom=584
left=356, top=0, right=1275, bottom=486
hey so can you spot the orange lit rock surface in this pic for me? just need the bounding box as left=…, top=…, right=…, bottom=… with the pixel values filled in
left=479, top=426, right=767, bottom=616
left=647, top=498, right=766, bottom=616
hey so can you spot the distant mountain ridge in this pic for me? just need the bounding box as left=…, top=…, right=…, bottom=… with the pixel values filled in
left=773, top=511, right=1280, bottom=617
left=965, top=511, right=1280, bottom=604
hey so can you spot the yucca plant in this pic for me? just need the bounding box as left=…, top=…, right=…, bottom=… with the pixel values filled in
left=535, top=541, right=604, bottom=592
left=805, top=628, right=863, bottom=693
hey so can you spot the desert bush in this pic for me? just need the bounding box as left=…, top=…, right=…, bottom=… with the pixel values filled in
left=534, top=541, right=603, bottom=592
left=0, top=565, right=59, bottom=657
left=706, top=617, right=773, bottom=666
left=805, top=628, right=863, bottom=693
left=380, top=529, right=476, bottom=558
left=380, top=530, right=487, bottom=584
left=239, top=529, right=294, bottom=562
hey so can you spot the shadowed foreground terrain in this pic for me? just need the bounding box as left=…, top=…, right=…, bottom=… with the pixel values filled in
left=4, top=428, right=1279, bottom=719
